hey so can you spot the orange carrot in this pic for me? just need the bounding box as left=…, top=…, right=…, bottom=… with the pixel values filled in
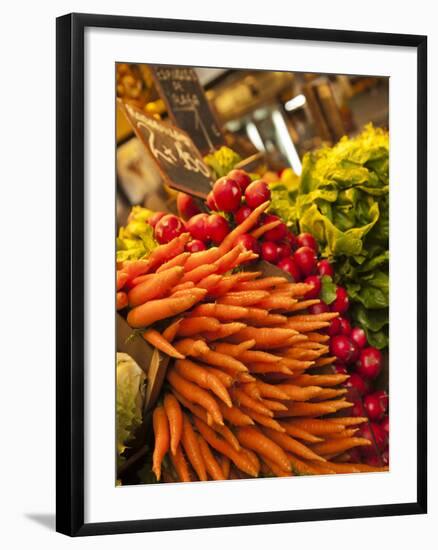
left=277, top=384, right=322, bottom=401
left=197, top=435, right=225, bottom=480
left=274, top=402, right=337, bottom=418
left=171, top=281, right=195, bottom=293
left=189, top=303, right=249, bottom=320
left=218, top=402, right=255, bottom=426
left=202, top=322, right=246, bottom=342
left=241, top=408, right=286, bottom=432
left=213, top=340, right=256, bottom=358
left=327, top=417, right=368, bottom=426
left=156, top=252, right=190, bottom=273
left=214, top=245, right=243, bottom=274
left=262, top=457, right=291, bottom=478
left=286, top=419, right=346, bottom=435
left=260, top=398, right=288, bottom=412
left=164, top=394, right=184, bottom=455
left=162, top=318, right=183, bottom=343
left=170, top=445, right=191, bottom=482
left=143, top=329, right=185, bottom=359
left=311, top=438, right=372, bottom=456
left=220, top=456, right=231, bottom=478
left=239, top=349, right=281, bottom=364
left=181, top=263, right=218, bottom=284
left=116, top=291, right=128, bottom=310
left=173, top=338, right=209, bottom=357
left=174, top=359, right=232, bottom=407
left=197, top=348, right=248, bottom=373
left=121, top=259, right=151, bottom=281
left=177, top=317, right=221, bottom=337
left=231, top=388, right=273, bottom=417
left=184, top=247, right=221, bottom=272
left=127, top=289, right=206, bottom=328
left=235, top=276, right=288, bottom=292
left=167, top=369, right=223, bottom=425
left=217, top=290, right=269, bottom=307
left=219, top=201, right=270, bottom=254
left=152, top=406, right=170, bottom=481
left=147, top=233, right=190, bottom=271
left=262, top=428, right=325, bottom=462
left=291, top=374, right=349, bottom=387
left=228, top=327, right=298, bottom=347
left=256, top=381, right=290, bottom=400
left=251, top=220, right=282, bottom=239
left=280, top=422, right=324, bottom=443
left=181, top=414, right=207, bottom=481
left=248, top=362, right=293, bottom=375
left=116, top=271, right=129, bottom=290
left=236, top=426, right=291, bottom=472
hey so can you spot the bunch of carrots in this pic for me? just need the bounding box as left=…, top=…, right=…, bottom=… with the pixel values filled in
left=117, top=201, right=388, bottom=481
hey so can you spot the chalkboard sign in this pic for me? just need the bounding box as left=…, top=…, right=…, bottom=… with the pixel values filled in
left=150, top=65, right=225, bottom=155
left=120, top=101, right=213, bottom=199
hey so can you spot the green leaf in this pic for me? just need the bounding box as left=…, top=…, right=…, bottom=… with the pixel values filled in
left=320, top=275, right=337, bottom=305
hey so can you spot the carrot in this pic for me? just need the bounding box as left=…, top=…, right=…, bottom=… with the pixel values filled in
left=147, top=233, right=191, bottom=271
left=235, top=276, right=288, bottom=292
left=295, top=341, right=328, bottom=350
left=214, top=245, right=243, bottom=274
left=184, top=247, right=221, bottom=272
left=173, top=338, right=209, bottom=357
left=116, top=271, right=129, bottom=290
left=326, top=428, right=359, bottom=439
left=171, top=281, right=195, bottom=293
left=197, top=436, right=225, bottom=480
left=177, top=317, right=221, bottom=337
left=242, top=408, right=286, bottom=432
left=236, top=426, right=291, bottom=472
left=256, top=381, right=290, bottom=400
left=251, top=220, right=282, bottom=239
left=262, top=428, right=325, bottom=462
left=234, top=250, right=258, bottom=268
left=248, top=362, right=293, bottom=375
left=291, top=374, right=349, bottom=387
left=181, top=414, right=207, bottom=481
left=306, top=332, right=330, bottom=343
left=218, top=201, right=270, bottom=253
left=257, top=296, right=298, bottom=311
left=285, top=321, right=330, bottom=332
left=193, top=417, right=259, bottom=477
left=251, top=314, right=288, bottom=326
left=116, top=291, right=128, bottom=310
left=320, top=461, right=362, bottom=474
left=162, top=318, right=184, bottom=343
left=207, top=276, right=238, bottom=298
left=231, top=388, right=273, bottom=417
left=240, top=382, right=261, bottom=400
left=164, top=394, right=183, bottom=455
left=130, top=273, right=153, bottom=286
left=345, top=463, right=389, bottom=473
left=181, top=264, right=218, bottom=285
left=286, top=453, right=320, bottom=475
left=327, top=417, right=368, bottom=426
left=189, top=303, right=249, bottom=321
left=262, top=457, right=292, bottom=478
left=121, top=259, right=151, bottom=281
left=143, top=329, right=184, bottom=359
left=203, top=322, right=246, bottom=342
left=237, top=372, right=257, bottom=383
left=290, top=312, right=339, bottom=323
left=311, top=438, right=372, bottom=456
left=239, top=350, right=282, bottom=364
left=152, top=406, right=170, bottom=481
left=197, top=348, right=248, bottom=373
left=228, top=327, right=298, bottom=347
left=242, top=308, right=269, bottom=322
left=260, top=398, right=288, bottom=412
left=167, top=369, right=223, bottom=425
left=198, top=274, right=222, bottom=292
left=312, top=388, right=348, bottom=401
left=127, top=289, right=206, bottom=328
left=314, top=356, right=337, bottom=367
left=280, top=422, right=324, bottom=443
left=156, top=252, right=190, bottom=273
left=170, top=445, right=191, bottom=482
left=202, top=367, right=234, bottom=387
left=274, top=402, right=337, bottom=418
left=220, top=456, right=231, bottom=478
left=217, top=290, right=269, bottom=307
left=174, top=359, right=232, bottom=407
left=288, top=299, right=321, bottom=311
left=285, top=419, right=346, bottom=436
left=277, top=384, right=323, bottom=401
left=218, top=401, right=255, bottom=426
left=213, top=340, right=256, bottom=358
left=285, top=349, right=321, bottom=360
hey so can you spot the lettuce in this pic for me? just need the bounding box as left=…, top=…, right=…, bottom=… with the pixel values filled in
left=204, top=146, right=241, bottom=179
left=116, top=206, right=158, bottom=262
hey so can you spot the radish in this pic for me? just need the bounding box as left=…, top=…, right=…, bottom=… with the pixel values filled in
left=374, top=390, right=389, bottom=412
left=317, top=259, right=334, bottom=278
left=235, top=234, right=260, bottom=255
left=277, top=257, right=301, bottom=281
left=154, top=214, right=185, bottom=244
left=206, top=214, right=230, bottom=245
left=380, top=415, right=389, bottom=435
left=327, top=317, right=342, bottom=337
left=304, top=275, right=321, bottom=299
left=297, top=232, right=318, bottom=252
left=344, top=372, right=370, bottom=396
left=363, top=393, right=386, bottom=421
left=186, top=240, right=206, bottom=253
left=148, top=211, right=166, bottom=228
left=234, top=205, right=252, bottom=226
left=244, top=180, right=270, bottom=208
left=261, top=214, right=288, bottom=242
left=284, top=231, right=298, bottom=250
left=185, top=213, right=209, bottom=242
left=227, top=169, right=251, bottom=192
left=276, top=241, right=292, bottom=260
left=350, top=326, right=367, bottom=348
left=338, top=317, right=352, bottom=336
left=206, top=191, right=218, bottom=211
left=293, top=246, right=317, bottom=276
left=261, top=241, right=279, bottom=263
left=333, top=364, right=348, bottom=374
left=358, top=422, right=387, bottom=453
left=330, top=286, right=349, bottom=313
left=177, top=192, right=201, bottom=220
left=330, top=335, right=356, bottom=363
left=309, top=302, right=329, bottom=315
left=212, top=177, right=242, bottom=212
left=356, top=347, right=383, bottom=380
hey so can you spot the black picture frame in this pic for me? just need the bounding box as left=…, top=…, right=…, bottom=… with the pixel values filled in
left=56, top=12, right=427, bottom=537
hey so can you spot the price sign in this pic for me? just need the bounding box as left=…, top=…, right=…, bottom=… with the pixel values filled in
left=121, top=101, right=213, bottom=199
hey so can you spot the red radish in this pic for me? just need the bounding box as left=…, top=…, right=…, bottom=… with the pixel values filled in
left=330, top=335, right=356, bottom=363
left=350, top=398, right=365, bottom=417
left=177, top=192, right=201, bottom=220
left=359, top=422, right=387, bottom=453
left=364, top=452, right=382, bottom=467
left=212, top=177, right=242, bottom=212
left=349, top=340, right=360, bottom=363
left=261, top=214, right=288, bottom=242
left=297, top=232, right=318, bottom=252
left=304, top=275, right=321, bottom=299
left=344, top=372, right=370, bottom=396
left=333, top=364, right=348, bottom=374
left=261, top=241, right=279, bottom=263
left=327, top=317, right=342, bottom=337
left=356, top=347, right=383, bottom=380
left=277, top=257, right=301, bottom=281
left=185, top=213, right=209, bottom=242
left=276, top=241, right=291, bottom=260
left=309, top=302, right=329, bottom=315
left=338, top=317, right=352, bottom=336
left=206, top=191, right=218, bottom=211
left=348, top=447, right=362, bottom=463
left=317, top=259, right=334, bottom=278
left=293, top=246, right=317, bottom=276
left=227, top=169, right=251, bottom=192
left=244, top=180, right=270, bottom=209
left=363, top=393, right=386, bottom=421
left=235, top=234, right=260, bottom=255
left=186, top=240, right=206, bottom=253
left=374, top=390, right=389, bottom=412
left=330, top=286, right=349, bottom=313
left=284, top=231, right=298, bottom=250
left=381, top=448, right=389, bottom=466
left=154, top=214, right=185, bottom=244
left=148, top=211, right=166, bottom=229
left=206, top=214, right=230, bottom=245
left=234, top=205, right=253, bottom=226
left=380, top=415, right=389, bottom=435
left=350, top=326, right=367, bottom=348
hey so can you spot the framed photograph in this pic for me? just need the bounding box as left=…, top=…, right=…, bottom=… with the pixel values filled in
left=56, top=13, right=427, bottom=536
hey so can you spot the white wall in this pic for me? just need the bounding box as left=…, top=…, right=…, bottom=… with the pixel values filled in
left=0, top=1, right=434, bottom=548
